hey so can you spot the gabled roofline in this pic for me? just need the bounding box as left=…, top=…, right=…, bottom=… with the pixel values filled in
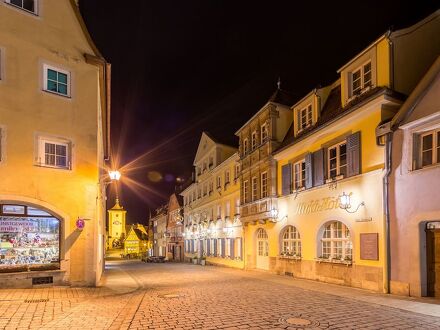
left=390, top=9, right=440, bottom=39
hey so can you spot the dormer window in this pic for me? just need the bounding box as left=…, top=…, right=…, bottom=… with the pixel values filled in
left=351, top=61, right=372, bottom=96
left=243, top=138, right=249, bottom=155
left=299, top=104, right=313, bottom=131
left=251, top=131, right=258, bottom=150
left=261, top=124, right=268, bottom=143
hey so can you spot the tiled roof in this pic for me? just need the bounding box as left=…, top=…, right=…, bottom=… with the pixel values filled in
left=276, top=86, right=406, bottom=153
left=268, top=88, right=298, bottom=106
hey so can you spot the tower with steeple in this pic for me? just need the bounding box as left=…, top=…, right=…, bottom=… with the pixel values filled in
left=107, top=198, right=127, bottom=249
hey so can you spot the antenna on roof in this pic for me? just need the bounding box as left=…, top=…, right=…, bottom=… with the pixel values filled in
left=277, top=77, right=281, bottom=90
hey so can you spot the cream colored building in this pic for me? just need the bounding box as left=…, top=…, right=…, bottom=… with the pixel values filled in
left=107, top=199, right=127, bottom=249
left=181, top=132, right=243, bottom=268
left=0, top=0, right=110, bottom=287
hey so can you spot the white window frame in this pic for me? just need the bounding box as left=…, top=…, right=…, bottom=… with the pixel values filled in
left=43, top=64, right=71, bottom=98
left=293, top=159, right=306, bottom=190
left=216, top=176, right=221, bottom=189
left=260, top=171, right=268, bottom=198
left=217, top=238, right=222, bottom=257
left=419, top=129, right=440, bottom=168
left=235, top=238, right=242, bottom=260
left=225, top=201, right=230, bottom=218
left=216, top=204, right=221, bottom=220
left=36, top=136, right=71, bottom=170
left=5, top=0, right=38, bottom=15
left=261, top=123, right=268, bottom=143
left=225, top=238, right=231, bottom=258
left=281, top=226, right=301, bottom=257
left=243, top=180, right=249, bottom=203
left=298, top=104, right=313, bottom=131
left=225, top=170, right=230, bottom=185
left=234, top=164, right=240, bottom=180
left=243, top=138, right=249, bottom=155
left=251, top=176, right=258, bottom=201
left=210, top=239, right=215, bottom=256
left=351, top=60, right=372, bottom=96
left=327, top=141, right=347, bottom=179
left=321, top=221, right=352, bottom=261
left=251, top=131, right=258, bottom=150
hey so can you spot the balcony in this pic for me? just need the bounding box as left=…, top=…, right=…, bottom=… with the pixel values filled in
left=239, top=197, right=277, bottom=223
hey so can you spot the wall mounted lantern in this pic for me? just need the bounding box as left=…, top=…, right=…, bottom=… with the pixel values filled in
left=339, top=192, right=365, bottom=213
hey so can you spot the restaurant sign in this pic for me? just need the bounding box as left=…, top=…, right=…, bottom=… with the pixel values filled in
left=294, top=196, right=341, bottom=215
left=0, top=219, right=39, bottom=233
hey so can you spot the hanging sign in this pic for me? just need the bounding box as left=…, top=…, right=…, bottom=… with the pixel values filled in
left=76, top=218, right=85, bottom=230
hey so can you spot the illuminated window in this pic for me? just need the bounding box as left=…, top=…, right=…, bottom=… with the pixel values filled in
left=328, top=142, right=347, bottom=179
left=43, top=64, right=70, bottom=97
left=37, top=137, right=71, bottom=169
left=293, top=159, right=306, bottom=189
left=225, top=170, right=230, bottom=185
left=299, top=104, right=313, bottom=131
left=243, top=180, right=249, bottom=203
left=251, top=177, right=258, bottom=201
left=321, top=221, right=352, bottom=260
left=419, top=130, right=440, bottom=168
left=260, top=172, right=268, bottom=198
left=243, top=138, right=249, bottom=155
left=234, top=164, right=240, bottom=180
left=251, top=131, right=258, bottom=150
left=351, top=61, right=372, bottom=96
left=261, top=124, right=268, bottom=142
left=0, top=204, right=60, bottom=272
left=6, top=0, right=37, bottom=14
left=281, top=226, right=301, bottom=256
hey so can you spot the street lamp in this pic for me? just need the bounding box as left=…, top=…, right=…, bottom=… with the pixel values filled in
left=339, top=192, right=364, bottom=213
left=108, top=170, right=121, bottom=181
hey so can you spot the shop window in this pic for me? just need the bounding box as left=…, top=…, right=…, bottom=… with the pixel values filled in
left=281, top=226, right=301, bottom=257
left=320, top=221, right=352, bottom=261
left=36, top=136, right=71, bottom=170
left=0, top=204, right=60, bottom=272
left=43, top=64, right=70, bottom=97
left=6, top=0, right=38, bottom=15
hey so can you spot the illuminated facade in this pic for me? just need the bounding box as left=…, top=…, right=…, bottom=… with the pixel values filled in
left=0, top=0, right=111, bottom=286
left=124, top=224, right=148, bottom=256
left=165, top=193, right=184, bottom=261
left=181, top=132, right=243, bottom=268
left=107, top=199, right=127, bottom=249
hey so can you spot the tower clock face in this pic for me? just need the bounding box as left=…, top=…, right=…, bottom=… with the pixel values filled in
left=113, top=220, right=121, bottom=225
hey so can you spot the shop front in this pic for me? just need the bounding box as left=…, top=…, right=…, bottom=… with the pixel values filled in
left=0, top=202, right=65, bottom=287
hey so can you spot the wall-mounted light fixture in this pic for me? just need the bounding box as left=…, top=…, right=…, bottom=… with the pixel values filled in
left=269, top=208, right=288, bottom=223
left=339, top=192, right=364, bottom=213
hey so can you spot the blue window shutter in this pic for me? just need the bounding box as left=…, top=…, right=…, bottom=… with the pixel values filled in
left=214, top=239, right=217, bottom=255
left=207, top=239, right=210, bottom=255
left=305, top=152, right=313, bottom=189
left=199, top=240, right=203, bottom=255
left=230, top=238, right=235, bottom=259
left=347, top=131, right=361, bottom=177
left=313, top=149, right=324, bottom=186
left=221, top=238, right=226, bottom=257
left=281, top=163, right=292, bottom=195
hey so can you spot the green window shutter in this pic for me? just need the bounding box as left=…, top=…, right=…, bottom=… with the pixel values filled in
left=313, top=149, right=324, bottom=186
left=347, top=131, right=361, bottom=177
left=305, top=152, right=313, bottom=189
left=281, top=163, right=292, bottom=195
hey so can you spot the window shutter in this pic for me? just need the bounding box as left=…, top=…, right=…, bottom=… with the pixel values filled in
left=347, top=131, right=361, bottom=177
left=412, top=133, right=420, bottom=170
left=214, top=239, right=217, bottom=255
left=281, top=163, right=292, bottom=195
left=230, top=238, right=235, bottom=259
left=221, top=238, right=226, bottom=257
left=312, top=149, right=324, bottom=186
left=200, top=240, right=204, bottom=255
left=207, top=239, right=210, bottom=255
left=305, top=153, right=313, bottom=189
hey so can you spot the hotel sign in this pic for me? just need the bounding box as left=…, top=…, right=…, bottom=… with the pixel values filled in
left=294, top=196, right=340, bottom=215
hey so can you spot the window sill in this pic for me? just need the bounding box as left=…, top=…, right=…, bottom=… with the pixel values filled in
left=35, top=164, right=71, bottom=171
left=315, top=258, right=352, bottom=266
left=411, top=163, right=440, bottom=172
left=279, top=255, right=302, bottom=261
left=43, top=89, right=71, bottom=99
left=325, top=175, right=344, bottom=184
left=5, top=3, right=39, bottom=16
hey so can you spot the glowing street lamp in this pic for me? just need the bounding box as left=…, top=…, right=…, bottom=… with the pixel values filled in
left=108, top=170, right=121, bottom=181
left=339, top=192, right=365, bottom=213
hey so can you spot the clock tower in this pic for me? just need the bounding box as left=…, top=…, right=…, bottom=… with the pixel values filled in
left=107, top=198, right=127, bottom=249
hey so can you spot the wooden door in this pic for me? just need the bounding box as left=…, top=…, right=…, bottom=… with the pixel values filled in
left=427, top=230, right=440, bottom=297
left=256, top=228, right=269, bottom=270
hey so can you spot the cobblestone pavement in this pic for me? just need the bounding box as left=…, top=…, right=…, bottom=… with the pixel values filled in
left=1, top=261, right=440, bottom=329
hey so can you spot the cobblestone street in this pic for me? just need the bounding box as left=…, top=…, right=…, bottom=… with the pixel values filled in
left=0, top=261, right=440, bottom=329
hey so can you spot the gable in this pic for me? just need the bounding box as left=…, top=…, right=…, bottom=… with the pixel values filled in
left=193, top=132, right=217, bottom=165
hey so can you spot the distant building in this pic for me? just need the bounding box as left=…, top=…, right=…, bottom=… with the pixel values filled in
left=107, top=199, right=127, bottom=249
left=166, top=193, right=184, bottom=261
left=124, top=224, right=149, bottom=256
left=151, top=205, right=168, bottom=257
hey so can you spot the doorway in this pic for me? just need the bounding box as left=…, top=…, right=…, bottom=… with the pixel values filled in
left=427, top=226, right=440, bottom=297
left=256, top=228, right=269, bottom=270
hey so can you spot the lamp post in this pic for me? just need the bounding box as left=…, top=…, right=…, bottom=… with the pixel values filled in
left=107, top=170, right=121, bottom=199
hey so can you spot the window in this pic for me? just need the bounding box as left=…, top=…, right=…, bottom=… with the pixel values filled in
left=6, top=0, right=37, bottom=14
left=243, top=180, right=249, bottom=203
left=419, top=130, right=440, bottom=168
left=328, top=142, right=347, bottom=179
left=234, top=164, right=240, bottom=180
left=299, top=104, right=313, bottom=131
left=43, top=64, right=70, bottom=97
left=225, top=201, right=230, bottom=218
left=209, top=156, right=214, bottom=168
left=225, top=238, right=231, bottom=258
left=198, top=189, right=201, bottom=199
left=293, top=159, right=306, bottom=190
left=235, top=238, right=242, bottom=260
left=351, top=61, right=372, bottom=96
left=243, top=138, right=249, bottom=155
left=251, top=131, right=258, bottom=150
left=217, top=204, right=221, bottom=219
left=209, top=181, right=213, bottom=194
left=261, top=172, right=268, bottom=198
left=37, top=137, right=70, bottom=169
left=217, top=238, right=222, bottom=257
left=281, top=226, right=301, bottom=256
left=203, top=183, right=207, bottom=196
left=0, top=203, right=60, bottom=272
left=235, top=198, right=240, bottom=215
left=321, top=221, right=352, bottom=261
left=210, top=239, right=215, bottom=256
left=251, top=177, right=258, bottom=201
left=261, top=124, right=268, bottom=142
left=225, top=170, right=230, bottom=185
left=216, top=176, right=221, bottom=189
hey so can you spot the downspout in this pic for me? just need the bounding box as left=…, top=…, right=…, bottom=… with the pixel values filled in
left=383, top=131, right=392, bottom=294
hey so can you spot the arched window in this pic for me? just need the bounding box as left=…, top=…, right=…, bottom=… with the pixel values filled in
left=321, top=221, right=352, bottom=260
left=281, top=226, right=301, bottom=256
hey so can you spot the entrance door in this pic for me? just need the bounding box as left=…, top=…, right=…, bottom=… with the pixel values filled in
left=427, top=229, right=440, bottom=297
left=256, top=228, right=269, bottom=270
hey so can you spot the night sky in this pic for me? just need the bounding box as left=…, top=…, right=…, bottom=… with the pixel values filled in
left=79, top=1, right=439, bottom=224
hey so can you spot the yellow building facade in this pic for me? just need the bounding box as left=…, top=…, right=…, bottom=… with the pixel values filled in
left=124, top=224, right=148, bottom=256
left=181, top=132, right=243, bottom=268
left=107, top=199, right=127, bottom=249
left=0, top=0, right=110, bottom=287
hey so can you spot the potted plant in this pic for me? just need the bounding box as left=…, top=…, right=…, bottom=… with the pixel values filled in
left=200, top=256, right=206, bottom=266
left=192, top=256, right=198, bottom=265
